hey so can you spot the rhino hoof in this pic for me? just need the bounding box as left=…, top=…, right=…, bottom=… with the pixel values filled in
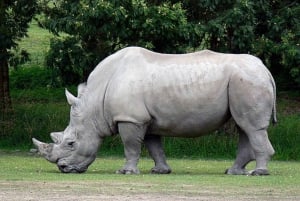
left=248, top=169, right=270, bottom=176
left=225, top=168, right=247, bottom=175
left=116, top=168, right=140, bottom=175
left=151, top=167, right=172, bottom=174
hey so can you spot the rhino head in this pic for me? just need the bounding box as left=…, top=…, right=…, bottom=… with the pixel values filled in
left=32, top=86, right=102, bottom=173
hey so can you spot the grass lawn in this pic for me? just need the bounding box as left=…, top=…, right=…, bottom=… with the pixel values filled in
left=18, top=20, right=53, bottom=67
left=1, top=152, right=300, bottom=200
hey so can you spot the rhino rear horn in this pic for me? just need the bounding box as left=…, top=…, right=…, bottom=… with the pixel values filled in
left=65, top=89, right=78, bottom=105
left=77, top=83, right=87, bottom=98
left=50, top=132, right=63, bottom=144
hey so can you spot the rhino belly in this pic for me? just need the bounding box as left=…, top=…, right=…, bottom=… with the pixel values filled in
left=147, top=91, right=230, bottom=137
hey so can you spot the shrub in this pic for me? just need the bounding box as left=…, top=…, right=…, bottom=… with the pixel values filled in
left=40, top=0, right=200, bottom=85
left=10, top=66, right=61, bottom=89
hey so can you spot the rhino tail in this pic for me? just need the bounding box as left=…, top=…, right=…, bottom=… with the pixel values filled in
left=269, top=71, right=277, bottom=125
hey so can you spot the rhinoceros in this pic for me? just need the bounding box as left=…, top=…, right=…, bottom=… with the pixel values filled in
left=33, top=47, right=276, bottom=175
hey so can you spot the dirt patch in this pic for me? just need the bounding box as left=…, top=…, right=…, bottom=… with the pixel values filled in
left=1, top=181, right=299, bottom=201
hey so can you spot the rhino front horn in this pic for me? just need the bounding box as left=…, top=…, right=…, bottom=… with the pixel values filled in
left=32, top=138, right=44, bottom=147
left=32, top=138, right=52, bottom=159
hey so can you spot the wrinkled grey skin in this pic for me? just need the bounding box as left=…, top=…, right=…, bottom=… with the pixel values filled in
left=33, top=47, right=276, bottom=175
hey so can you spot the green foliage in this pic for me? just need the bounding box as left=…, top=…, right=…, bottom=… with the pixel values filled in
left=17, top=20, right=53, bottom=67
left=181, top=0, right=256, bottom=53
left=8, top=47, right=30, bottom=69
left=39, top=0, right=200, bottom=84
left=268, top=114, right=300, bottom=161
left=10, top=88, right=73, bottom=103
left=0, top=0, right=38, bottom=114
left=252, top=1, right=300, bottom=89
left=174, top=0, right=300, bottom=88
left=0, top=0, right=37, bottom=63
left=46, top=37, right=87, bottom=85
left=0, top=102, right=69, bottom=149
left=39, top=0, right=300, bottom=89
left=10, top=66, right=54, bottom=89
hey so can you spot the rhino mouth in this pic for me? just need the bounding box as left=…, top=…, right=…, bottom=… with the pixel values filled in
left=57, top=161, right=88, bottom=173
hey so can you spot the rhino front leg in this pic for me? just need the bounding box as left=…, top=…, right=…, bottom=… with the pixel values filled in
left=226, top=128, right=255, bottom=175
left=116, top=122, right=147, bottom=174
left=144, top=134, right=171, bottom=174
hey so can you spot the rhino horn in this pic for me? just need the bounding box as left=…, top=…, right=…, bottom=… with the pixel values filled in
left=32, top=138, right=45, bottom=148
left=32, top=138, right=54, bottom=161
left=65, top=88, right=78, bottom=105
left=50, top=132, right=63, bottom=144
left=77, top=83, right=87, bottom=98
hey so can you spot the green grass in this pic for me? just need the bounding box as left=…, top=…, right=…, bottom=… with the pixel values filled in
left=1, top=153, right=300, bottom=200
left=269, top=114, right=300, bottom=160
left=2, top=152, right=299, bottom=180
left=18, top=20, right=53, bottom=67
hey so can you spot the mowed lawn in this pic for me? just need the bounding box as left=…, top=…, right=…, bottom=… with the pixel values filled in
left=1, top=152, right=300, bottom=201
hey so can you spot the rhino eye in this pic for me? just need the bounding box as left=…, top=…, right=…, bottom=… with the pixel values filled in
left=67, top=141, right=75, bottom=147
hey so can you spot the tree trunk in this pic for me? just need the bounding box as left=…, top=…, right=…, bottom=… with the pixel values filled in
left=0, top=50, right=12, bottom=114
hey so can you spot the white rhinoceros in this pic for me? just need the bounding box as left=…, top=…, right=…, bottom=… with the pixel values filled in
left=33, top=47, right=276, bottom=175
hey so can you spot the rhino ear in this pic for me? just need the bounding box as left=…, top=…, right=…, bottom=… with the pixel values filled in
left=65, top=89, right=78, bottom=105
left=50, top=132, right=63, bottom=144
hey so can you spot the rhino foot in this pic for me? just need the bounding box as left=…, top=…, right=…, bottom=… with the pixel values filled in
left=116, top=168, right=140, bottom=175
left=225, top=168, right=248, bottom=175
left=248, top=169, right=270, bottom=176
left=151, top=166, right=172, bottom=174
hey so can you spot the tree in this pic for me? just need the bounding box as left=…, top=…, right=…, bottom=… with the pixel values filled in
left=0, top=0, right=37, bottom=114
left=174, top=0, right=300, bottom=89
left=39, top=0, right=201, bottom=84
left=253, top=1, right=300, bottom=89
left=41, top=0, right=299, bottom=89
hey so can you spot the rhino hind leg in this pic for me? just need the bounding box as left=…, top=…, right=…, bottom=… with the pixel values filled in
left=246, top=129, right=274, bottom=176
left=144, top=134, right=172, bottom=174
left=229, top=114, right=275, bottom=176
left=227, top=126, right=274, bottom=176
left=229, top=111, right=275, bottom=176
left=225, top=128, right=255, bottom=175
left=116, top=122, right=147, bottom=175
left=228, top=75, right=275, bottom=175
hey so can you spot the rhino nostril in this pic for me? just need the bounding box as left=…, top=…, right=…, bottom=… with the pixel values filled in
left=60, top=165, right=67, bottom=169
left=58, top=165, right=67, bottom=171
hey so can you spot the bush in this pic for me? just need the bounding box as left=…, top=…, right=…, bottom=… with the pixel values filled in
left=268, top=114, right=300, bottom=160
left=45, top=37, right=90, bottom=85
left=0, top=102, right=69, bottom=149
left=10, top=66, right=61, bottom=89
left=40, top=0, right=300, bottom=89
left=40, top=0, right=199, bottom=85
